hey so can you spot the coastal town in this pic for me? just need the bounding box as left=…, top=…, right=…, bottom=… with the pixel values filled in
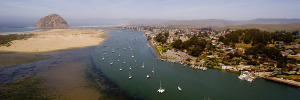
left=125, top=25, right=300, bottom=87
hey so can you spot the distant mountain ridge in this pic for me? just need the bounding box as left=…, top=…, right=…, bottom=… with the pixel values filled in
left=214, top=22, right=300, bottom=32
left=246, top=18, right=300, bottom=24
left=1, top=16, right=300, bottom=28
left=133, top=18, right=300, bottom=27
left=35, top=14, right=68, bottom=29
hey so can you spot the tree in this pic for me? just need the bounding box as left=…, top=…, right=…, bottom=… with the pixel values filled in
left=163, top=32, right=169, bottom=38
left=188, top=45, right=203, bottom=57
left=154, top=33, right=167, bottom=44
left=171, top=39, right=183, bottom=49
left=227, top=53, right=234, bottom=59
left=175, top=32, right=179, bottom=35
left=292, top=31, right=299, bottom=37
left=248, top=60, right=259, bottom=65
left=219, top=36, right=224, bottom=42
left=179, top=36, right=207, bottom=57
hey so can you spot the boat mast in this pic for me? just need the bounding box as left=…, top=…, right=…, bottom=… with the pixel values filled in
left=160, top=81, right=162, bottom=89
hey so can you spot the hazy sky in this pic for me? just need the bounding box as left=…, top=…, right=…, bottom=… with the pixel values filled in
left=1, top=0, right=300, bottom=20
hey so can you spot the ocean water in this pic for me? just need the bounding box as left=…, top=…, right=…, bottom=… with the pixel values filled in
left=0, top=28, right=40, bottom=34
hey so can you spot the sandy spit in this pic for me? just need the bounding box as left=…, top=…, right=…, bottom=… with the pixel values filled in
left=0, top=29, right=108, bottom=53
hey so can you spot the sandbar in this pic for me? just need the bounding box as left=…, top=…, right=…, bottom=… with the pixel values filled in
left=0, top=29, right=108, bottom=53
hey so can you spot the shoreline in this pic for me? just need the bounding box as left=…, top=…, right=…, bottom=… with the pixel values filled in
left=0, top=29, right=109, bottom=53
left=144, top=30, right=300, bottom=88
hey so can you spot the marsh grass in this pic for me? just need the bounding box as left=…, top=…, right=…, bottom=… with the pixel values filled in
left=0, top=34, right=34, bottom=46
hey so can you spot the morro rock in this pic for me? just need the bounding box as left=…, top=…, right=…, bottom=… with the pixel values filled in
left=35, top=14, right=68, bottom=29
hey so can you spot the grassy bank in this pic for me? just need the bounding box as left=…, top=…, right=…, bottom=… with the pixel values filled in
left=149, top=41, right=165, bottom=59
left=0, top=34, right=34, bottom=46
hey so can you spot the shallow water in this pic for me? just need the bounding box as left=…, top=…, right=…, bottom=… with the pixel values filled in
left=0, top=28, right=40, bottom=34
left=91, top=29, right=300, bottom=100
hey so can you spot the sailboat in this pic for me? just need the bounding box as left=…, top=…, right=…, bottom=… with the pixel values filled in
left=142, top=62, right=144, bottom=68
left=119, top=65, right=122, bottom=71
left=146, top=75, right=150, bottom=79
left=152, top=67, right=154, bottom=74
left=157, top=81, right=165, bottom=93
left=129, top=73, right=132, bottom=79
left=178, top=85, right=182, bottom=91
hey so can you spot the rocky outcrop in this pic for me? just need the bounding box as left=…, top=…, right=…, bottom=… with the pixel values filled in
left=35, top=14, right=68, bottom=29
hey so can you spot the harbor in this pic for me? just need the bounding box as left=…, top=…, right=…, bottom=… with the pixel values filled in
left=91, top=29, right=300, bottom=100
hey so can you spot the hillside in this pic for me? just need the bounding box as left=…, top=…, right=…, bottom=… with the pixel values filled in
left=214, top=23, right=300, bottom=32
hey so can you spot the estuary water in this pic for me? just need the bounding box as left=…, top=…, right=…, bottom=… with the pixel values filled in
left=0, top=28, right=299, bottom=99
left=0, top=27, right=40, bottom=34
left=91, top=29, right=300, bottom=100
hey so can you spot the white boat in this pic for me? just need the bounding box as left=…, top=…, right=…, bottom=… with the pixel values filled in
left=238, top=71, right=256, bottom=82
left=112, top=50, right=114, bottom=53
left=199, top=67, right=208, bottom=70
left=157, top=81, right=165, bottom=93
left=124, top=62, right=126, bottom=64
left=110, top=61, right=113, bottom=65
left=119, top=54, right=121, bottom=57
left=102, top=57, right=105, bottom=60
left=178, top=86, right=182, bottom=91
left=152, top=67, right=154, bottom=74
left=146, top=75, right=150, bottom=79
left=124, top=48, right=126, bottom=50
left=119, top=66, right=122, bottom=71
left=142, top=62, right=144, bottom=68
left=129, top=67, right=132, bottom=70
left=132, top=55, right=134, bottom=58
left=129, top=73, right=132, bottom=79
left=247, top=78, right=254, bottom=82
left=118, top=60, right=120, bottom=62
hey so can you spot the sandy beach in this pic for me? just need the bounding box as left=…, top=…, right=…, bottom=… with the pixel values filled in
left=0, top=29, right=108, bottom=53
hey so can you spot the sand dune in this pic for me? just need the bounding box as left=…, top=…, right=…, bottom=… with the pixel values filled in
left=0, top=29, right=108, bottom=53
